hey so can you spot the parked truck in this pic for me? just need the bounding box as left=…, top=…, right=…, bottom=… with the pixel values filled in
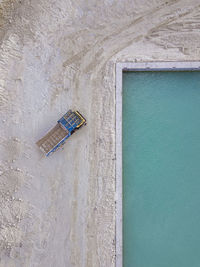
left=36, top=110, right=86, bottom=156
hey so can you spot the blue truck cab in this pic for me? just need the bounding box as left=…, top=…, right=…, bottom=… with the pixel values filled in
left=36, top=110, right=86, bottom=156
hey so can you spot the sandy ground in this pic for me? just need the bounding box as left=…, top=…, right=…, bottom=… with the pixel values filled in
left=0, top=0, right=200, bottom=266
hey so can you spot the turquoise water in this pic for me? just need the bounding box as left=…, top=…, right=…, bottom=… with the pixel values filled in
left=123, top=71, right=200, bottom=267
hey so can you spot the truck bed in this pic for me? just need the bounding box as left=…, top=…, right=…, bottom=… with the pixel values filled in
left=36, top=124, right=69, bottom=154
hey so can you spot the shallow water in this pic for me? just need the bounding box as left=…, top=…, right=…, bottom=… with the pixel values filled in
left=123, top=71, right=200, bottom=267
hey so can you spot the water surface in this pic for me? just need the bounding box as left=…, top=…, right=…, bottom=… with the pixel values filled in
left=123, top=71, right=200, bottom=267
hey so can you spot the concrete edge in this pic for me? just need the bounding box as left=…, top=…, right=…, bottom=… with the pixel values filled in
left=116, top=63, right=123, bottom=267
left=115, top=61, right=200, bottom=267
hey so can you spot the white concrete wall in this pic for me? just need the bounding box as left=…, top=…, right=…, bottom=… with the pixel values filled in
left=0, top=0, right=200, bottom=266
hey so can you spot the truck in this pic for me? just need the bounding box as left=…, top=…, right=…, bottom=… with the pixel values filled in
left=36, top=110, right=86, bottom=156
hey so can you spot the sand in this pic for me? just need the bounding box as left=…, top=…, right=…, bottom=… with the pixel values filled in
left=0, top=0, right=200, bottom=266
